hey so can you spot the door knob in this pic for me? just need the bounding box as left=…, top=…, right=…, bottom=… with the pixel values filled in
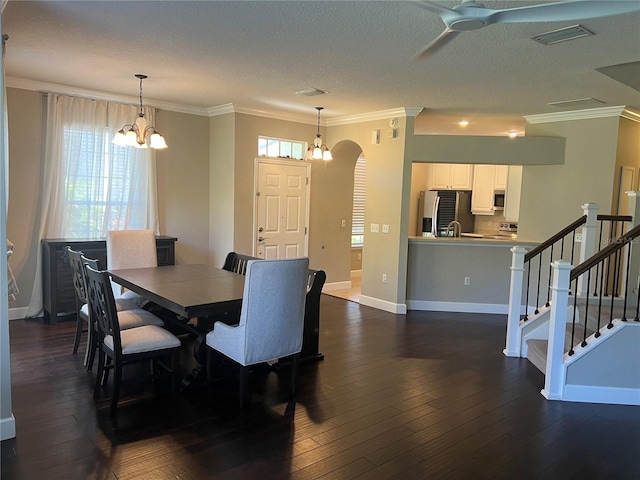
left=258, top=227, right=264, bottom=232
left=258, top=236, right=266, bottom=242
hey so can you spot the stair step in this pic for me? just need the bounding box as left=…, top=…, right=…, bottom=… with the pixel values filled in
left=526, top=322, right=594, bottom=373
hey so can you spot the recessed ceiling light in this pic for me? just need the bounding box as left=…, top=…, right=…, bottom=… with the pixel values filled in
left=295, top=87, right=329, bottom=97
left=458, top=120, right=469, bottom=127
left=508, top=131, right=518, bottom=138
left=531, top=24, right=594, bottom=45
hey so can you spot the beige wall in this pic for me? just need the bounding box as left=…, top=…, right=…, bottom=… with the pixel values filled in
left=612, top=117, right=640, bottom=215
left=519, top=117, right=620, bottom=242
left=155, top=109, right=210, bottom=264
left=209, top=113, right=235, bottom=268
left=330, top=114, right=411, bottom=310
left=6, top=88, right=44, bottom=309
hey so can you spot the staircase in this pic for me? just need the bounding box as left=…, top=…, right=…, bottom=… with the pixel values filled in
left=505, top=198, right=640, bottom=405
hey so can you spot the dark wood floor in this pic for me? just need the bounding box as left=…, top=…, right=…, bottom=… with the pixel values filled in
left=2, top=295, right=639, bottom=480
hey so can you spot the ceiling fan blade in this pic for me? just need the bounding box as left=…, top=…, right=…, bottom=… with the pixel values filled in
left=413, top=28, right=460, bottom=62
left=491, top=0, right=640, bottom=24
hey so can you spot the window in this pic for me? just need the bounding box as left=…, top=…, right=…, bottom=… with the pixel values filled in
left=258, top=136, right=305, bottom=160
left=351, top=156, right=366, bottom=247
left=63, top=128, right=149, bottom=237
left=43, top=94, right=158, bottom=239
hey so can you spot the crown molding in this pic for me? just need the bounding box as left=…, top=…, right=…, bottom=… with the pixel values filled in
left=326, top=107, right=423, bottom=126
left=621, top=108, right=640, bottom=123
left=524, top=106, right=629, bottom=124
left=6, top=77, right=211, bottom=117
left=207, top=103, right=318, bottom=125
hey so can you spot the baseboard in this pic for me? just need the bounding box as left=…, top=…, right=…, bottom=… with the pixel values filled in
left=322, top=281, right=351, bottom=292
left=0, top=414, right=16, bottom=441
left=350, top=270, right=362, bottom=278
left=359, top=295, right=407, bottom=314
left=9, top=307, right=28, bottom=321
left=406, top=300, right=508, bottom=314
left=562, top=384, right=640, bottom=406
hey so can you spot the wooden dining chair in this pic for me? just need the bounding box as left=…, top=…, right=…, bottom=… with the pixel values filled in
left=85, top=264, right=181, bottom=416
left=68, top=247, right=138, bottom=367
left=206, top=257, right=309, bottom=407
left=222, top=251, right=261, bottom=276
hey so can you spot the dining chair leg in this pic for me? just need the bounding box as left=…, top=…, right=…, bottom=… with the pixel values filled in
left=82, top=322, right=92, bottom=367
left=110, top=363, right=123, bottom=416
left=72, top=315, right=83, bottom=354
left=86, top=334, right=97, bottom=372
left=93, top=349, right=105, bottom=398
left=239, top=365, right=248, bottom=409
left=291, top=353, right=299, bottom=397
left=102, top=357, right=112, bottom=386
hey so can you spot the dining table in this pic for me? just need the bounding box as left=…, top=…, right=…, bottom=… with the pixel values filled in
left=108, top=264, right=246, bottom=388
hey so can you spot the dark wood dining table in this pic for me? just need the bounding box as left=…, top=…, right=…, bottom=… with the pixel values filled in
left=108, top=264, right=245, bottom=320
left=108, top=264, right=246, bottom=388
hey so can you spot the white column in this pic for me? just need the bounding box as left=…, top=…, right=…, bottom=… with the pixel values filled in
left=541, top=260, right=573, bottom=401
left=504, top=246, right=527, bottom=357
left=577, top=203, right=599, bottom=296
left=623, top=192, right=640, bottom=300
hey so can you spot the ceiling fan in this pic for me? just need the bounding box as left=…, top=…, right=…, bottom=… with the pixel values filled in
left=413, top=0, right=640, bottom=61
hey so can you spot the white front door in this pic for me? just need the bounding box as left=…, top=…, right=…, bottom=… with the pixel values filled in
left=255, top=159, right=310, bottom=259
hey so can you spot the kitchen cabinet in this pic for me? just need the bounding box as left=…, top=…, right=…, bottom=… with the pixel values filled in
left=427, top=163, right=473, bottom=190
left=504, top=166, right=522, bottom=222
left=493, top=165, right=508, bottom=190
left=471, top=164, right=495, bottom=215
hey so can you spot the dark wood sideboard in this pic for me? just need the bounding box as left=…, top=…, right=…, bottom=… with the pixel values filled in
left=41, top=236, right=177, bottom=324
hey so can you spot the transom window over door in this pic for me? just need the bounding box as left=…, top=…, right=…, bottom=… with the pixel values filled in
left=258, top=136, right=305, bottom=160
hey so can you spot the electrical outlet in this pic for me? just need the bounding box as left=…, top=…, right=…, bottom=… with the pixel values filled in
left=382, top=274, right=387, bottom=283
left=575, top=233, right=583, bottom=242
left=464, top=276, right=470, bottom=286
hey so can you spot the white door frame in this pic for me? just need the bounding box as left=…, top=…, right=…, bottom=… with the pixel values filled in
left=253, top=157, right=311, bottom=257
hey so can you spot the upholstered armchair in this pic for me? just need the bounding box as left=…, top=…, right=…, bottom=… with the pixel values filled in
left=206, top=257, right=309, bottom=407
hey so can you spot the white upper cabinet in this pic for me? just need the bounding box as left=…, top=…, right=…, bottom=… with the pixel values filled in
left=427, top=163, right=473, bottom=190
left=493, top=165, right=508, bottom=190
left=504, top=166, right=523, bottom=222
left=471, top=165, right=495, bottom=215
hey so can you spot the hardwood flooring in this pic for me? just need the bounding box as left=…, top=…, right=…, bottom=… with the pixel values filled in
left=2, top=296, right=639, bottom=479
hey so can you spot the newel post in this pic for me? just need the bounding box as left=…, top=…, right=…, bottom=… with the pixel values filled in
left=541, top=260, right=573, bottom=401
left=577, top=203, right=599, bottom=296
left=504, top=246, right=527, bottom=357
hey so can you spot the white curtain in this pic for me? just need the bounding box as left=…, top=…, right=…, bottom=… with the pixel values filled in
left=25, top=94, right=159, bottom=318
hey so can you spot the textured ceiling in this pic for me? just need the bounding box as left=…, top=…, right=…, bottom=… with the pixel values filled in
left=3, top=0, right=640, bottom=125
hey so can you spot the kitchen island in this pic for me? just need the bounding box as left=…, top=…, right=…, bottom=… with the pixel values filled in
left=407, top=235, right=537, bottom=314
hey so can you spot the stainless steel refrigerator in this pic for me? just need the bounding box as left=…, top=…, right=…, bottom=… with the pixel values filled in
left=417, top=190, right=474, bottom=236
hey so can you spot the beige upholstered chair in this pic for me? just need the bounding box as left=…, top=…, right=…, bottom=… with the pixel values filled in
left=206, top=257, right=309, bottom=407
left=106, top=229, right=157, bottom=307
left=85, top=264, right=180, bottom=416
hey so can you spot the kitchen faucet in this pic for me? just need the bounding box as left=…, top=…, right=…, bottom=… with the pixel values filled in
left=446, top=221, right=462, bottom=238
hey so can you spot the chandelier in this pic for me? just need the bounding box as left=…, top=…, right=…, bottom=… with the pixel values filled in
left=305, top=107, right=332, bottom=161
left=112, top=74, right=167, bottom=149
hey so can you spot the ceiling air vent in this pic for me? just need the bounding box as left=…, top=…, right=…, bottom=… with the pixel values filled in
left=295, top=87, right=329, bottom=97
left=531, top=24, right=594, bottom=45
left=548, top=98, right=605, bottom=109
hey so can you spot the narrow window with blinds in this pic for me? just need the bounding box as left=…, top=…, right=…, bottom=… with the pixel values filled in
left=351, top=156, right=366, bottom=247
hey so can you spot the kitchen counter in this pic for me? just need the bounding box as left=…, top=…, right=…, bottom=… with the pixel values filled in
left=406, top=235, right=537, bottom=314
left=409, top=235, right=537, bottom=247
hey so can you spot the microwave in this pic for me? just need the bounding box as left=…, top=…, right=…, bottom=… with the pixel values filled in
left=493, top=192, right=505, bottom=209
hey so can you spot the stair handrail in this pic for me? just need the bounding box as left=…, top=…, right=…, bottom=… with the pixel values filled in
left=524, top=215, right=586, bottom=263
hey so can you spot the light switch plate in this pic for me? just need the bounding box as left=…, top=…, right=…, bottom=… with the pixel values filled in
left=370, top=223, right=379, bottom=233
left=382, top=224, right=389, bottom=233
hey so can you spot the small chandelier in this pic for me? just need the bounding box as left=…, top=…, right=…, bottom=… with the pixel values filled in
left=305, top=107, right=332, bottom=161
left=112, top=74, right=167, bottom=149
